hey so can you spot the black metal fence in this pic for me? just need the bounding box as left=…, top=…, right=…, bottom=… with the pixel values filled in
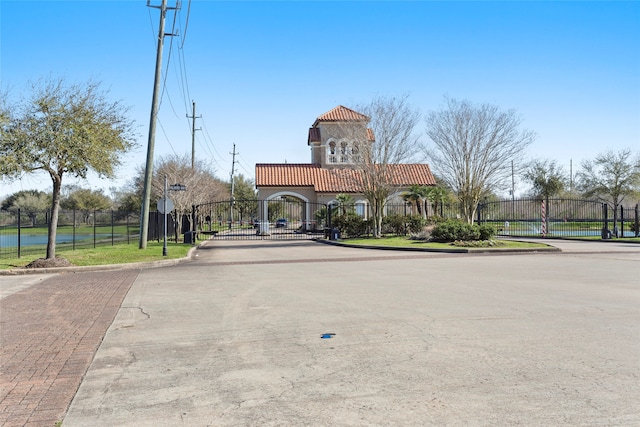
left=344, top=198, right=639, bottom=238
left=0, top=208, right=140, bottom=259
left=2, top=198, right=637, bottom=258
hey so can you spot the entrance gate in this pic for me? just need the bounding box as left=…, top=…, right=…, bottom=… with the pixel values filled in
left=196, top=199, right=330, bottom=240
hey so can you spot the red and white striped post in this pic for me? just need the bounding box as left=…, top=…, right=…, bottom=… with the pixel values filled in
left=541, top=200, right=547, bottom=237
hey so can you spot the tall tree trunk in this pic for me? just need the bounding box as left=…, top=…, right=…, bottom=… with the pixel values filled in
left=46, top=174, right=62, bottom=259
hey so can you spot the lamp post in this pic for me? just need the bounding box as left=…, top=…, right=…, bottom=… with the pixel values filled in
left=157, top=179, right=186, bottom=256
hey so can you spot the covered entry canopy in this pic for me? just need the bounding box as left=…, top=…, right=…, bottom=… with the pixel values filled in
left=255, top=163, right=436, bottom=204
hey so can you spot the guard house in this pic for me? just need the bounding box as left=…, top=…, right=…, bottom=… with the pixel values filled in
left=255, top=105, right=436, bottom=220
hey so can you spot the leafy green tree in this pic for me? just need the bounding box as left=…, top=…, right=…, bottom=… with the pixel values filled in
left=523, top=159, right=567, bottom=232
left=2, top=190, right=51, bottom=226
left=231, top=174, right=258, bottom=222
left=523, top=159, right=567, bottom=200
left=0, top=77, right=137, bottom=259
left=425, top=98, right=535, bottom=224
left=61, top=187, right=112, bottom=224
left=577, top=149, right=640, bottom=235
left=1, top=190, right=48, bottom=211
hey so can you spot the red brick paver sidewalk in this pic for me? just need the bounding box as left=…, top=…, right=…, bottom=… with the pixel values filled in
left=1, top=270, right=139, bottom=427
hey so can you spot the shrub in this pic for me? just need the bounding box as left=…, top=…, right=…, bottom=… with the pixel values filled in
left=406, top=215, right=426, bottom=233
left=332, top=213, right=370, bottom=238
left=452, top=239, right=504, bottom=247
left=478, top=224, right=496, bottom=240
left=382, top=214, right=406, bottom=236
left=431, top=219, right=480, bottom=242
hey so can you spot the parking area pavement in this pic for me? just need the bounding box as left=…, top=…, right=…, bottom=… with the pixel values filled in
left=57, top=239, right=639, bottom=426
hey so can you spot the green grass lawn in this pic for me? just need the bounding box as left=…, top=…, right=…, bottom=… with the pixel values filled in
left=0, top=241, right=192, bottom=270
left=341, top=236, right=551, bottom=250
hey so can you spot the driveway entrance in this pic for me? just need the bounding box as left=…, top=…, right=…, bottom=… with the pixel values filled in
left=196, top=199, right=328, bottom=240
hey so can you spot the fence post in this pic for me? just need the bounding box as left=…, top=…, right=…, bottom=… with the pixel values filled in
left=73, top=208, right=76, bottom=250
left=127, top=214, right=130, bottom=244
left=93, top=209, right=97, bottom=248
left=601, top=204, right=610, bottom=239
left=111, top=210, right=115, bottom=246
left=635, top=204, right=639, bottom=238
left=541, top=200, right=547, bottom=237
left=620, top=205, right=624, bottom=238
left=192, top=204, right=197, bottom=235
left=17, top=208, right=21, bottom=259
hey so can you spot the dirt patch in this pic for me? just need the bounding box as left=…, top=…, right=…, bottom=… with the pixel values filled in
left=25, top=257, right=73, bottom=269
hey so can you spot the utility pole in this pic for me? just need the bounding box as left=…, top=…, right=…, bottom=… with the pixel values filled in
left=139, top=0, right=178, bottom=249
left=228, top=143, right=238, bottom=229
left=186, top=101, right=201, bottom=170
left=570, top=159, right=573, bottom=194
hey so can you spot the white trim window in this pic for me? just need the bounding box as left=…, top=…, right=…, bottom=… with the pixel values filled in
left=328, top=141, right=337, bottom=163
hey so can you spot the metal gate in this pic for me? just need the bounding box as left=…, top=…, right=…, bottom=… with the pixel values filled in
left=195, top=199, right=330, bottom=240
left=479, top=198, right=606, bottom=237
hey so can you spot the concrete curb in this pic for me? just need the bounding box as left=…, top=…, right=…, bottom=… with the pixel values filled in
left=315, top=238, right=561, bottom=254
left=0, top=244, right=200, bottom=276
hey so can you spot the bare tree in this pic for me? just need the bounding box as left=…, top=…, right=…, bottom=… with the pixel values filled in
left=152, top=154, right=226, bottom=238
left=0, top=77, right=137, bottom=259
left=576, top=148, right=640, bottom=235
left=424, top=98, right=535, bottom=223
left=339, top=95, right=422, bottom=237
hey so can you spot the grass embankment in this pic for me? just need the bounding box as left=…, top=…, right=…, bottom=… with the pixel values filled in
left=0, top=241, right=192, bottom=270
left=341, top=236, right=551, bottom=250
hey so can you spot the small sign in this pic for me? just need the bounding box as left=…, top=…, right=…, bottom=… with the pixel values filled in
left=157, top=197, right=174, bottom=214
left=169, top=184, right=187, bottom=191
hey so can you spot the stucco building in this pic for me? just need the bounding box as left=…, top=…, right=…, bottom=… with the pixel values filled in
left=255, top=105, right=436, bottom=214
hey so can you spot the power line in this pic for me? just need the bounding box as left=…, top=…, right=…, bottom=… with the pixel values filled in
left=202, top=120, right=231, bottom=165
left=181, top=0, right=192, bottom=48
left=236, top=152, right=255, bottom=179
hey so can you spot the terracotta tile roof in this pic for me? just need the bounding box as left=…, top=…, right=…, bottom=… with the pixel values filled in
left=366, top=128, right=375, bottom=142
left=307, top=127, right=321, bottom=144
left=256, top=163, right=436, bottom=194
left=313, top=105, right=369, bottom=126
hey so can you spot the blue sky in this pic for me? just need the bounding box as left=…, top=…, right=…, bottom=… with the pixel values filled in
left=1, top=0, right=639, bottom=199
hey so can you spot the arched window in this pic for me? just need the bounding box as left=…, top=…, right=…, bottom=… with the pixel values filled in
left=328, top=141, right=337, bottom=163
left=340, top=141, right=349, bottom=162
left=351, top=144, right=361, bottom=163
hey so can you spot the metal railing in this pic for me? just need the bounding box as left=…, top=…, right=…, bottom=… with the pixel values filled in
left=0, top=208, right=140, bottom=259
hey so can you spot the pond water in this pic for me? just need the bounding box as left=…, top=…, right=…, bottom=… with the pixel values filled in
left=0, top=234, right=114, bottom=247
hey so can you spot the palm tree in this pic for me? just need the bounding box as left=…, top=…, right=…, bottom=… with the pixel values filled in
left=335, top=193, right=355, bottom=216
left=403, top=185, right=429, bottom=219
left=425, top=186, right=448, bottom=217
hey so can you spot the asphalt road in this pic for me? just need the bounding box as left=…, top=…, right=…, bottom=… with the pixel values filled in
left=57, top=239, right=639, bottom=426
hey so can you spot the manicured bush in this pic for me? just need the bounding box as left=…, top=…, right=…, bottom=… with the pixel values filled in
left=406, top=215, right=426, bottom=233
left=332, top=213, right=371, bottom=238
left=382, top=214, right=406, bottom=236
left=478, top=224, right=497, bottom=240
left=431, top=219, right=481, bottom=242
